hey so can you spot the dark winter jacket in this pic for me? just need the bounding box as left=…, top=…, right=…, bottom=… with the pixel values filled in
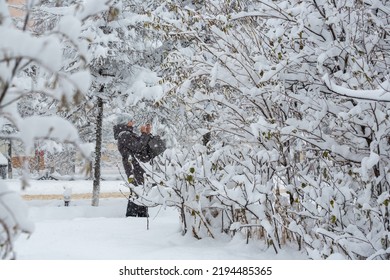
left=115, top=124, right=166, bottom=185
left=117, top=127, right=140, bottom=158
left=114, top=123, right=131, bottom=140
left=115, top=125, right=140, bottom=181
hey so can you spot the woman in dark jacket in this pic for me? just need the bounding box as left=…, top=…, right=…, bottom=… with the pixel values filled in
left=114, top=121, right=151, bottom=217
left=115, top=121, right=138, bottom=180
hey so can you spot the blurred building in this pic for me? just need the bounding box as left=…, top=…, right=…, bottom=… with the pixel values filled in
left=7, top=0, right=25, bottom=17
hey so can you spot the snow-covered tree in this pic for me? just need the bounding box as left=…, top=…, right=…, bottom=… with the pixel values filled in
left=81, top=0, right=167, bottom=206
left=0, top=0, right=108, bottom=259
left=28, top=0, right=172, bottom=205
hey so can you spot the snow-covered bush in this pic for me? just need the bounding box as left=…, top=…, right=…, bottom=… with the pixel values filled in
left=0, top=182, right=34, bottom=259
left=137, top=0, right=390, bottom=259
left=140, top=144, right=286, bottom=252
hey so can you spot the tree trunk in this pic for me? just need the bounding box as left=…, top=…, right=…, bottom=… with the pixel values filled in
left=202, top=113, right=212, bottom=146
left=7, top=140, right=12, bottom=179
left=92, top=95, right=104, bottom=206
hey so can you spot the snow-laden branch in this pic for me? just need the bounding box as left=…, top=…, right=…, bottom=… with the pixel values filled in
left=323, top=74, right=390, bottom=102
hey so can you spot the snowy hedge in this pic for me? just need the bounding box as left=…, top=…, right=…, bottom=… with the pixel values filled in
left=131, top=0, right=390, bottom=260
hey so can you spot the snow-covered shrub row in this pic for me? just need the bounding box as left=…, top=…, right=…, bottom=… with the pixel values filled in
left=135, top=0, right=390, bottom=259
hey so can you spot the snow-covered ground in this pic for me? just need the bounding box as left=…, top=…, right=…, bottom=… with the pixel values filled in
left=3, top=178, right=386, bottom=280
left=7, top=178, right=307, bottom=260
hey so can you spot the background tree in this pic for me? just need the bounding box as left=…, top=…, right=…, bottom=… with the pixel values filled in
left=28, top=0, right=173, bottom=204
